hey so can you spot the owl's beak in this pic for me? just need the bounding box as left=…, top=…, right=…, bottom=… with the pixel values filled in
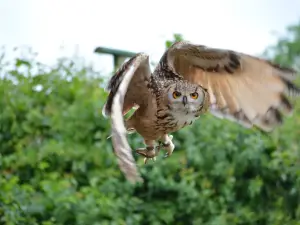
left=182, top=96, right=187, bottom=106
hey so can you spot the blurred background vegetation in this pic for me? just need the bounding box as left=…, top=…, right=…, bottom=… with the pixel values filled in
left=1, top=19, right=300, bottom=225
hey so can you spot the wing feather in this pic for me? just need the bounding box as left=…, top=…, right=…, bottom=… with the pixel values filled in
left=103, top=53, right=151, bottom=183
left=103, top=53, right=152, bottom=117
left=166, top=41, right=300, bottom=131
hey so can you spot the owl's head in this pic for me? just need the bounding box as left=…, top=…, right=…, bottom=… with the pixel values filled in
left=165, top=81, right=208, bottom=113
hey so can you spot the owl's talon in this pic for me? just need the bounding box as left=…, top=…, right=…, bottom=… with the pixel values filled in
left=143, top=156, right=156, bottom=164
left=136, top=149, right=148, bottom=157
left=163, top=146, right=174, bottom=158
left=136, top=146, right=158, bottom=163
left=166, top=143, right=175, bottom=156
left=136, top=136, right=174, bottom=162
left=144, top=157, right=149, bottom=164
left=160, top=135, right=175, bottom=158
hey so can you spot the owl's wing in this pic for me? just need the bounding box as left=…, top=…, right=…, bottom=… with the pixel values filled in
left=165, top=41, right=300, bottom=131
left=103, top=53, right=152, bottom=117
left=103, top=53, right=151, bottom=183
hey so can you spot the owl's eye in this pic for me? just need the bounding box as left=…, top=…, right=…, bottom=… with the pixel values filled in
left=190, top=92, right=199, bottom=99
left=172, top=91, right=181, bottom=99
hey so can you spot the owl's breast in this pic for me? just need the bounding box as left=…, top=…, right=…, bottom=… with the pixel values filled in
left=155, top=108, right=200, bottom=136
left=169, top=110, right=199, bottom=129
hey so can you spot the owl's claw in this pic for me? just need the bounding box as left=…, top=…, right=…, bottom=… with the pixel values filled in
left=136, top=135, right=174, bottom=163
left=162, top=142, right=175, bottom=158
left=136, top=146, right=160, bottom=164
left=143, top=156, right=156, bottom=164
left=159, top=135, right=175, bottom=158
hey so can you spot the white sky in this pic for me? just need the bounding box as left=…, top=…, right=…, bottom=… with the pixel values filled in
left=1, top=0, right=300, bottom=75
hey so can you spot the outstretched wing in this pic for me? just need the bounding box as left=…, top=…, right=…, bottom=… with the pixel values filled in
left=165, top=41, right=300, bottom=131
left=103, top=53, right=151, bottom=183
left=103, top=53, right=152, bottom=117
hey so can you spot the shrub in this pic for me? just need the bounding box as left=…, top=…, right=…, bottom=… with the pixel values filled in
left=1, top=35, right=300, bottom=224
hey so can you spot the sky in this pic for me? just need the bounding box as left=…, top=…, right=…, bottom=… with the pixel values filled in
left=1, top=0, right=300, bottom=75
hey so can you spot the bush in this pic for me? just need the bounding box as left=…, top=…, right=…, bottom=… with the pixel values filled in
left=1, top=41, right=300, bottom=224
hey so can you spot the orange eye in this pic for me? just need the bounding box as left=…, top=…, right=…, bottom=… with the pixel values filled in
left=190, top=92, right=198, bottom=99
left=172, top=91, right=181, bottom=99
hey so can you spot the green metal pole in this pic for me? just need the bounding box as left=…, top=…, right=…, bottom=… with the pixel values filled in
left=94, top=47, right=137, bottom=70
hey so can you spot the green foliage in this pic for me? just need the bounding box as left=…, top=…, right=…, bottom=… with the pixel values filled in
left=1, top=24, right=300, bottom=225
left=165, top=33, right=184, bottom=48
left=264, top=19, right=300, bottom=69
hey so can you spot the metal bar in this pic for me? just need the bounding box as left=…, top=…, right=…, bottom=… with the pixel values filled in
left=94, top=46, right=137, bottom=70
left=94, top=47, right=136, bottom=58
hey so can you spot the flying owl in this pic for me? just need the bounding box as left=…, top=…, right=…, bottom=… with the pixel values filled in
left=102, top=41, right=300, bottom=183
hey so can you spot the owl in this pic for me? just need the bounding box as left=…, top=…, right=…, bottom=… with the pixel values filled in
left=102, top=41, right=300, bottom=183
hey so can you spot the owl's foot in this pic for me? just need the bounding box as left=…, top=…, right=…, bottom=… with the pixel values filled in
left=136, top=146, right=160, bottom=164
left=135, top=136, right=174, bottom=163
left=159, top=135, right=175, bottom=158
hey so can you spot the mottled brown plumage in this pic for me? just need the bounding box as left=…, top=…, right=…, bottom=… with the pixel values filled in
left=102, top=41, right=300, bottom=183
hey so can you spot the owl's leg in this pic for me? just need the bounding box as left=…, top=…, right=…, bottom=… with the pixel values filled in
left=159, top=134, right=175, bottom=158
left=136, top=140, right=160, bottom=164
